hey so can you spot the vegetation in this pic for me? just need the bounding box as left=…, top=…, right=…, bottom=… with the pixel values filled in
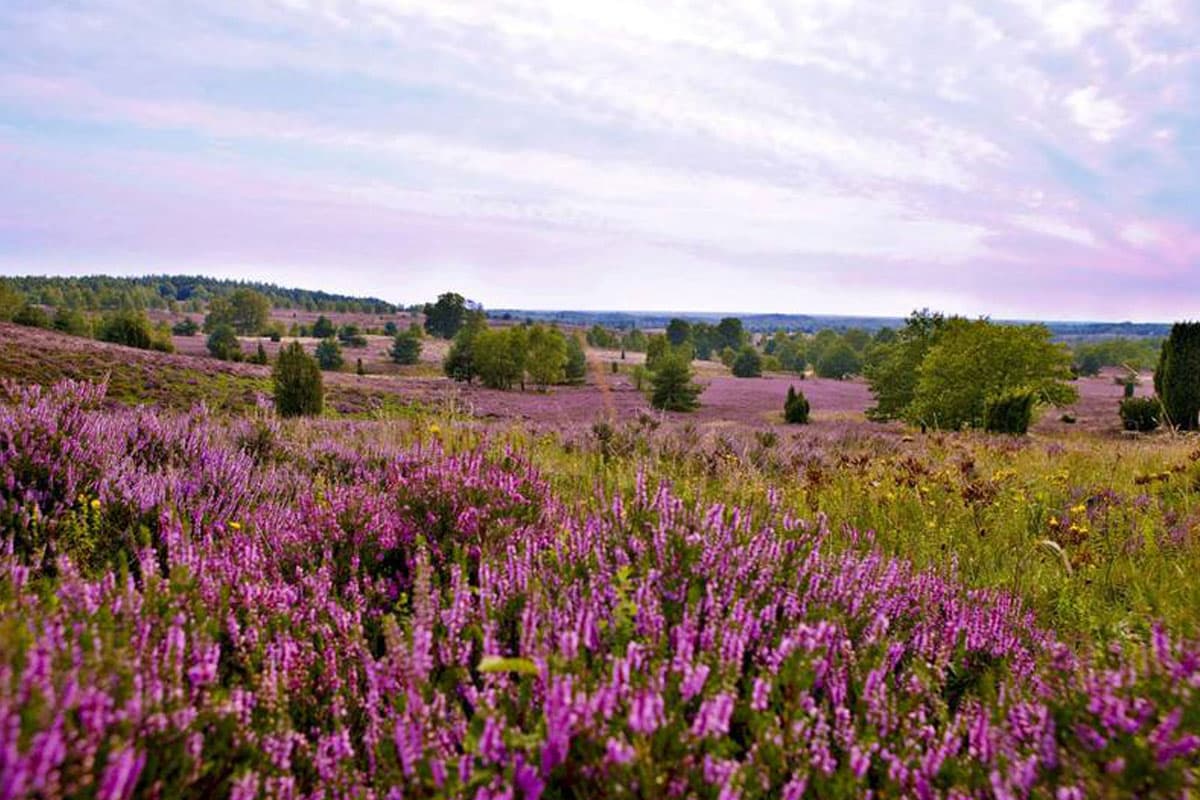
left=1, top=273, right=395, bottom=313
left=311, top=314, right=337, bottom=339
left=1157, top=322, right=1200, bottom=430
left=172, top=317, right=200, bottom=336
left=390, top=329, right=423, bottom=365
left=315, top=337, right=345, bottom=371
left=96, top=309, right=172, bottom=352
left=206, top=324, right=243, bottom=361
left=731, top=345, right=763, bottom=378
left=1, top=382, right=1199, bottom=798
left=273, top=341, right=323, bottom=417
left=649, top=352, right=701, bottom=411
left=1072, top=337, right=1163, bottom=376
left=564, top=333, right=587, bottom=384
left=983, top=389, right=1036, bottom=434
left=424, top=292, right=469, bottom=339
left=203, top=287, right=271, bottom=335
left=814, top=340, right=862, bottom=379
left=1120, top=396, right=1163, bottom=432
left=783, top=385, right=809, bottom=423
left=525, top=325, right=568, bottom=389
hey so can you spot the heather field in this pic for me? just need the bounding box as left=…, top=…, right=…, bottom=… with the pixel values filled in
left=2, top=322, right=1200, bottom=796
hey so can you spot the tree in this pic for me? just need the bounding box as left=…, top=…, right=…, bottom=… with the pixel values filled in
left=0, top=280, right=23, bottom=321
left=424, top=292, right=468, bottom=339
left=206, top=324, right=243, bottom=361
left=13, top=305, right=50, bottom=328
left=337, top=324, right=367, bottom=348
left=97, top=310, right=154, bottom=350
left=311, top=315, right=337, bottom=339
left=650, top=352, right=701, bottom=411
left=383, top=321, right=399, bottom=336
left=865, top=310, right=948, bottom=421
left=250, top=342, right=270, bottom=365
left=784, top=386, right=810, bottom=424
left=621, top=328, right=647, bottom=353
left=807, top=329, right=841, bottom=369
left=315, top=338, right=344, bottom=371
left=666, top=318, right=692, bottom=347
left=53, top=307, right=92, bottom=338
left=526, top=325, right=567, bottom=389
left=390, top=329, right=422, bottom=365
left=273, top=341, right=323, bottom=417
left=907, top=319, right=1077, bottom=430
left=564, top=333, right=587, bottom=384
left=172, top=317, right=200, bottom=336
left=775, top=336, right=807, bottom=374
left=204, top=288, right=270, bottom=335
left=1158, top=322, right=1200, bottom=430
left=732, top=346, right=763, bottom=378
left=645, top=334, right=672, bottom=371
left=715, top=317, right=745, bottom=351
left=443, top=310, right=488, bottom=383
left=815, top=342, right=862, bottom=379
left=473, top=329, right=524, bottom=390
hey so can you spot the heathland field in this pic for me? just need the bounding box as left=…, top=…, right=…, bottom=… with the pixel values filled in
left=1, top=307, right=1198, bottom=798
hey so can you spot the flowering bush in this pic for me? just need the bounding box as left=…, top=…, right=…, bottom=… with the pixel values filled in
left=0, top=382, right=1197, bottom=798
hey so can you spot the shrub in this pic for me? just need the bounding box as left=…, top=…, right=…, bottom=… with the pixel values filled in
left=203, top=288, right=270, bottom=335
left=311, top=315, right=336, bottom=339
left=356, top=358, right=365, bottom=376
left=983, top=390, right=1036, bottom=434
left=338, top=325, right=368, bottom=348
left=383, top=321, right=398, bottom=336
left=52, top=307, right=93, bottom=338
left=172, top=317, right=200, bottom=336
left=1120, top=396, right=1162, bottom=432
left=247, top=343, right=269, bottom=365
left=650, top=353, right=701, bottom=412
left=206, top=324, right=243, bottom=361
left=784, top=385, right=810, bottom=424
left=815, top=341, right=863, bottom=379
left=731, top=346, right=763, bottom=378
left=391, top=330, right=422, bottom=365
left=565, top=334, right=587, bottom=384
left=273, top=341, right=323, bottom=417
left=315, top=337, right=344, bottom=371
left=1158, top=323, right=1200, bottom=430
left=14, top=304, right=51, bottom=328
left=97, top=310, right=154, bottom=350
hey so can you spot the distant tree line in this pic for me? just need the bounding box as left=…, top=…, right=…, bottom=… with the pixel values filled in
left=1, top=275, right=396, bottom=314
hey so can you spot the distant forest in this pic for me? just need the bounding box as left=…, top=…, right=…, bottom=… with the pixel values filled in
left=490, top=309, right=1171, bottom=340
left=2, top=275, right=398, bottom=314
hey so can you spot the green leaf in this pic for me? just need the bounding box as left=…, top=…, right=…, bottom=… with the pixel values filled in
left=477, top=655, right=539, bottom=675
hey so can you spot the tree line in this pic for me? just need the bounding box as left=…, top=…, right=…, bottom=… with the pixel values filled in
left=1, top=275, right=396, bottom=314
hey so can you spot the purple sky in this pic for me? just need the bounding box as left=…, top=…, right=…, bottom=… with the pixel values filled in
left=1, top=1, right=1198, bottom=319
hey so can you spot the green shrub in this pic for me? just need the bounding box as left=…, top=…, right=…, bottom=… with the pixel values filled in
left=315, top=338, right=344, bottom=371
left=172, top=317, right=200, bottom=336
left=97, top=310, right=154, bottom=350
left=206, top=324, right=243, bottom=362
left=390, top=330, right=422, bottom=365
left=983, top=390, right=1036, bottom=434
left=1120, top=396, right=1162, bottom=432
left=565, top=334, right=587, bottom=384
left=14, top=304, right=51, bottom=328
left=1158, top=322, right=1200, bottom=430
left=52, top=307, right=93, bottom=338
left=248, top=343, right=269, bottom=365
left=784, top=385, right=809, bottom=424
left=273, top=341, right=323, bottom=417
left=731, top=346, right=763, bottom=378
left=650, top=353, right=701, bottom=412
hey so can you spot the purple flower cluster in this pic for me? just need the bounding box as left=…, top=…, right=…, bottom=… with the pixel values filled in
left=0, top=382, right=1197, bottom=798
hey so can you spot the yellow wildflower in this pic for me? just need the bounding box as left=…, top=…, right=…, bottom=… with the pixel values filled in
left=90, top=498, right=101, bottom=511
left=229, top=521, right=242, bottom=531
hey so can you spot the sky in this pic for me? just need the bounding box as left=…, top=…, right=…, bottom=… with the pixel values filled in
left=0, top=1, right=1198, bottom=319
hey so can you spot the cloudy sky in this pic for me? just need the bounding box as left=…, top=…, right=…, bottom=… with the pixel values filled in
left=1, top=0, right=1197, bottom=318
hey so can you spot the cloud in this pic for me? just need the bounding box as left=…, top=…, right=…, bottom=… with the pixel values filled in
left=1064, top=86, right=1130, bottom=142
left=0, top=0, right=1196, bottom=318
